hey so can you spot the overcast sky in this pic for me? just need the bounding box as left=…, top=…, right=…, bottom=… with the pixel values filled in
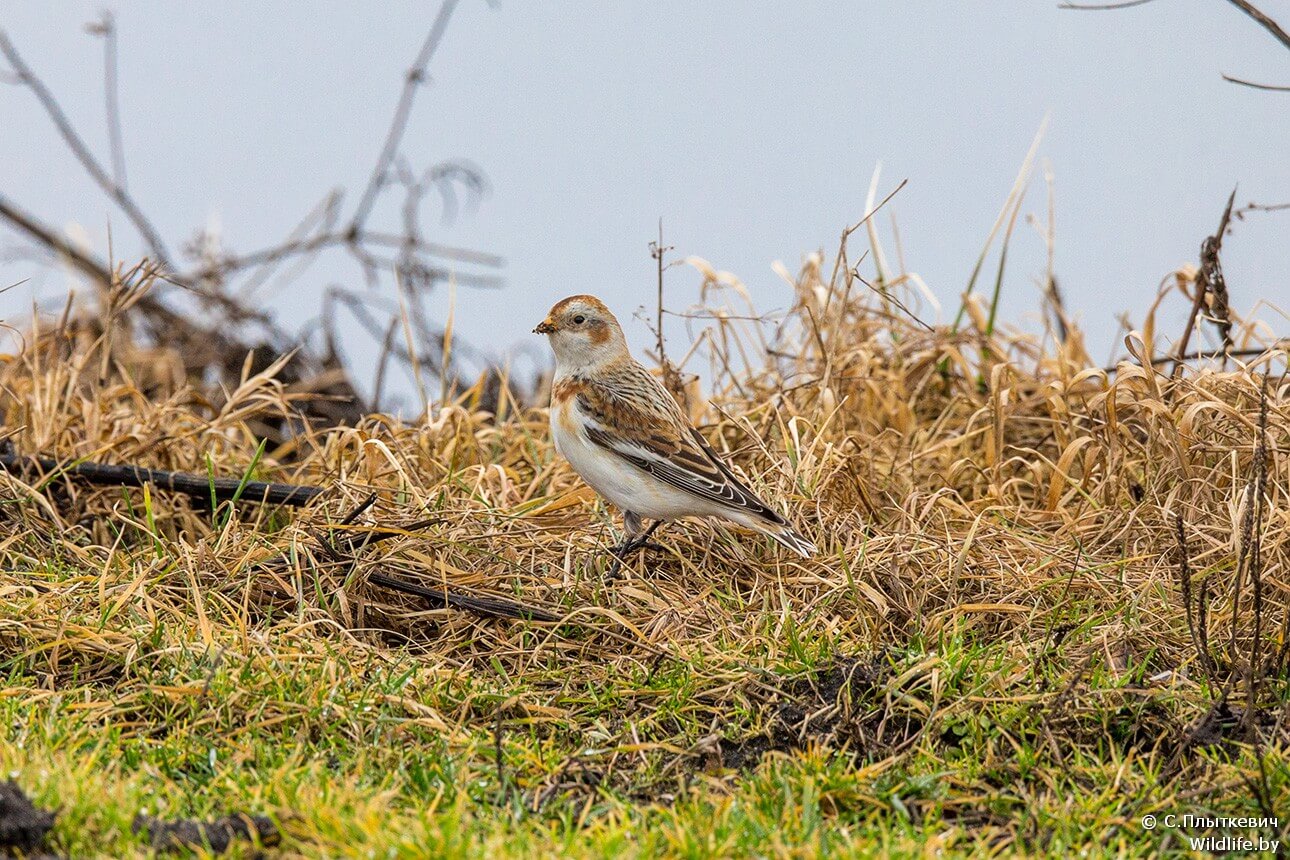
left=3, top=2, right=1289, bottom=405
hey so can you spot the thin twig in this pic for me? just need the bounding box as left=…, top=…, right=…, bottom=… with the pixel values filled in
left=0, top=15, right=502, bottom=408
left=0, top=195, right=291, bottom=356
left=1058, top=0, right=1159, bottom=8
left=853, top=270, right=934, bottom=332
left=0, top=27, right=171, bottom=267
left=0, top=192, right=114, bottom=287
left=654, top=218, right=667, bottom=368
left=647, top=220, right=685, bottom=402
left=86, top=12, right=128, bottom=189
left=201, top=229, right=502, bottom=283
left=230, top=190, right=343, bottom=300
left=827, top=178, right=909, bottom=313
left=1238, top=201, right=1290, bottom=214
left=350, top=0, right=461, bottom=233
left=1222, top=74, right=1290, bottom=91
left=1225, top=0, right=1290, bottom=53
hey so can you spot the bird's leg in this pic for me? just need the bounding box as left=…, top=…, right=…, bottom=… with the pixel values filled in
left=627, top=518, right=665, bottom=553
left=605, top=513, right=666, bottom=578
left=605, top=511, right=642, bottom=579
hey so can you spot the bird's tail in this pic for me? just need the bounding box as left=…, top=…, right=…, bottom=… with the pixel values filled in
left=757, top=522, right=816, bottom=558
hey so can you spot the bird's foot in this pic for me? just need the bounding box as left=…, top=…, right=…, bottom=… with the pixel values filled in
left=602, top=519, right=667, bottom=580
left=602, top=538, right=665, bottom=557
left=603, top=537, right=664, bottom=580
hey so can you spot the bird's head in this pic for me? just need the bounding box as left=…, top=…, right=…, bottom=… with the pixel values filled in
left=534, top=294, right=627, bottom=373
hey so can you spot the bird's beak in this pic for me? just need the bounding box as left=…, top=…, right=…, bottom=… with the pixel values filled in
left=533, top=318, right=556, bottom=334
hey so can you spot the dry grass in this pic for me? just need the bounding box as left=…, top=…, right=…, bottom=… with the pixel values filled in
left=2, top=234, right=1289, bottom=856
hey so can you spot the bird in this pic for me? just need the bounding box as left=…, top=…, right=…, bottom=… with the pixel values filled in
left=534, top=294, right=816, bottom=573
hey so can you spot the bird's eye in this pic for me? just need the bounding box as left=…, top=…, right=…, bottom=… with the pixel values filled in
left=572, top=315, right=586, bottom=325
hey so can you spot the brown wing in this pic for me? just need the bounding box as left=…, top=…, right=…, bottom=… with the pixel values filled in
left=574, top=363, right=786, bottom=525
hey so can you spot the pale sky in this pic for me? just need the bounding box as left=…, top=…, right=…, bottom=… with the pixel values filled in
left=4, top=2, right=1289, bottom=406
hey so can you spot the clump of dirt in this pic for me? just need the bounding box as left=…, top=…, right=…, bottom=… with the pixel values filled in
left=716, top=654, right=920, bottom=769
left=0, top=781, right=57, bottom=856
left=717, top=733, right=778, bottom=771
left=133, top=812, right=279, bottom=854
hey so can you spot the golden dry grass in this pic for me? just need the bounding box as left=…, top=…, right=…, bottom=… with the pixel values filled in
left=1, top=243, right=1288, bottom=856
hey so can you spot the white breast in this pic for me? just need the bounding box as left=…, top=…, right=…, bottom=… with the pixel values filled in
left=551, top=398, right=700, bottom=521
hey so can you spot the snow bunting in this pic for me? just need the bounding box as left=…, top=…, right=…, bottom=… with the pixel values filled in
left=534, top=294, right=816, bottom=569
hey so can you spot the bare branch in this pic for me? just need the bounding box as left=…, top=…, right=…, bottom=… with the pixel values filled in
left=0, top=10, right=509, bottom=419
left=1058, top=0, right=1159, bottom=9
left=650, top=219, right=672, bottom=369
left=232, top=190, right=344, bottom=300
left=1225, top=0, right=1290, bottom=53
left=1223, top=73, right=1290, bottom=90
left=0, top=27, right=170, bottom=267
left=0, top=191, right=113, bottom=287
left=0, top=191, right=278, bottom=370
left=854, top=268, right=936, bottom=332
left=86, top=11, right=128, bottom=188
left=350, top=0, right=461, bottom=233
left=1238, top=201, right=1290, bottom=214
left=1070, top=0, right=1290, bottom=92
left=193, top=229, right=502, bottom=287
left=327, top=287, right=444, bottom=376
left=841, top=178, right=910, bottom=242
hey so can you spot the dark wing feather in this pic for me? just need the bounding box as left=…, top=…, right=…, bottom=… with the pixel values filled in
left=575, top=367, right=786, bottom=526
